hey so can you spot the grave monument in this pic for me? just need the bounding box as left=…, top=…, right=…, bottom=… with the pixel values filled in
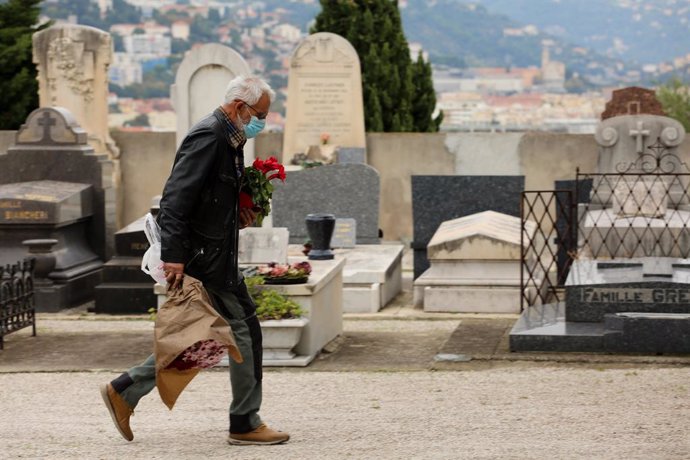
left=33, top=24, right=122, bottom=235
left=283, top=32, right=366, bottom=164
left=0, top=107, right=113, bottom=310
left=511, top=88, right=690, bottom=353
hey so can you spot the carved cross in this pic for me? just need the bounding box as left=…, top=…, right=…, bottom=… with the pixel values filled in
left=37, top=111, right=57, bottom=144
left=629, top=121, right=650, bottom=154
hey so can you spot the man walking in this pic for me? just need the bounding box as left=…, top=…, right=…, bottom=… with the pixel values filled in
left=100, top=75, right=289, bottom=446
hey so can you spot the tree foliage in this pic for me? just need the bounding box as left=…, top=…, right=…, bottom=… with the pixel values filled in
left=0, top=0, right=47, bottom=129
left=311, top=0, right=441, bottom=132
left=657, top=77, right=690, bottom=132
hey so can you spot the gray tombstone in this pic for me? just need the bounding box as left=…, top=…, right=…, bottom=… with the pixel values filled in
left=336, top=147, right=367, bottom=164
left=238, top=227, right=289, bottom=265
left=272, top=163, right=380, bottom=245
left=330, top=218, right=356, bottom=248
left=411, top=175, right=525, bottom=279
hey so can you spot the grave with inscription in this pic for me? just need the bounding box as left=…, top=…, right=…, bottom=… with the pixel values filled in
left=331, top=218, right=356, bottom=249
left=511, top=89, right=690, bottom=353
left=283, top=32, right=366, bottom=164
left=0, top=107, right=113, bottom=310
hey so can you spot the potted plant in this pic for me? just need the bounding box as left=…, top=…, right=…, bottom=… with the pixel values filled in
left=245, top=276, right=308, bottom=360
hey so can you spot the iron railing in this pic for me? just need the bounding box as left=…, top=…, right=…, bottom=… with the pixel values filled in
left=0, top=259, right=36, bottom=350
left=521, top=172, right=690, bottom=311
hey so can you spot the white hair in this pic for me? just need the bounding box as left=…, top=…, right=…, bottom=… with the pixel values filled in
left=224, top=75, right=275, bottom=105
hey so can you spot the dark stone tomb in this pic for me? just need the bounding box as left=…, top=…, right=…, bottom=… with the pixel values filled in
left=0, top=107, right=115, bottom=310
left=511, top=258, right=690, bottom=353
left=0, top=181, right=102, bottom=311
left=94, top=198, right=160, bottom=314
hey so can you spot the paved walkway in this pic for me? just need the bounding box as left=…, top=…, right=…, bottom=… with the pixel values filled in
left=1, top=300, right=689, bottom=459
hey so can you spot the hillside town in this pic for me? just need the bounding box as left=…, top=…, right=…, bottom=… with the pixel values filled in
left=41, top=0, right=690, bottom=134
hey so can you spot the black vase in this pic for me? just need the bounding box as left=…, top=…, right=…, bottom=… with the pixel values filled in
left=305, top=213, right=335, bottom=260
left=22, top=239, right=58, bottom=285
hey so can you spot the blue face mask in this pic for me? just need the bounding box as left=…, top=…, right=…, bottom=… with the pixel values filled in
left=244, top=115, right=265, bottom=139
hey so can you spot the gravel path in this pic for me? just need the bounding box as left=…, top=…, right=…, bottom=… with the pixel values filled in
left=2, top=367, right=688, bottom=459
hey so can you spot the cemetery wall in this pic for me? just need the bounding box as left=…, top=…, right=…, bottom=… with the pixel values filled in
left=2, top=129, right=689, bottom=242
left=111, top=130, right=177, bottom=226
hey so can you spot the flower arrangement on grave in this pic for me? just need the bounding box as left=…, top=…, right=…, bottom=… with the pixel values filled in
left=245, top=275, right=305, bottom=321
left=239, top=157, right=286, bottom=226
left=256, top=261, right=312, bottom=284
left=320, top=132, right=330, bottom=145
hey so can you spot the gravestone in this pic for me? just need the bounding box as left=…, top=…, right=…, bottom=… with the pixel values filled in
left=171, top=43, right=251, bottom=147
left=33, top=24, right=119, bottom=159
left=331, top=218, right=356, bottom=249
left=238, top=227, right=289, bottom=264
left=0, top=180, right=102, bottom=311
left=411, top=175, right=525, bottom=279
left=336, top=147, right=367, bottom=164
left=93, top=214, right=157, bottom=314
left=272, top=164, right=379, bottom=245
left=511, top=92, right=690, bottom=354
left=415, top=211, right=534, bottom=313
left=0, top=107, right=115, bottom=260
left=283, top=33, right=366, bottom=163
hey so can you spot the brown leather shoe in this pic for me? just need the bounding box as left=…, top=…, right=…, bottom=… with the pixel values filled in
left=228, top=424, right=290, bottom=445
left=100, top=383, right=134, bottom=441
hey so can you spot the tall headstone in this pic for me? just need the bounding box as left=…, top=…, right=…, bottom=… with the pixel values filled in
left=171, top=43, right=251, bottom=146
left=283, top=33, right=366, bottom=163
left=33, top=24, right=119, bottom=159
left=272, top=164, right=380, bottom=244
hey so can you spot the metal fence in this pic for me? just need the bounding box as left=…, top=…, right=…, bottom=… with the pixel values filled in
left=520, top=172, right=690, bottom=311
left=0, top=259, right=36, bottom=350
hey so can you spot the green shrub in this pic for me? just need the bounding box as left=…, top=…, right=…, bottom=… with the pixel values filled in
left=245, top=276, right=304, bottom=321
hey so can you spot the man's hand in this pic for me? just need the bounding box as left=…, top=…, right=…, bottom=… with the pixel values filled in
left=239, top=208, right=257, bottom=229
left=163, top=262, right=185, bottom=290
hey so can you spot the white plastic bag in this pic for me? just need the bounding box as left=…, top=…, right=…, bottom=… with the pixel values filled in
left=141, top=213, right=167, bottom=285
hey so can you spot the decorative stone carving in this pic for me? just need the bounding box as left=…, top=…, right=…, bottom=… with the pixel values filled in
left=33, top=24, right=119, bottom=159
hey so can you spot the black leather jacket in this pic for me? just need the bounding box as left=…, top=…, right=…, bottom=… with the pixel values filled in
left=158, top=110, right=243, bottom=290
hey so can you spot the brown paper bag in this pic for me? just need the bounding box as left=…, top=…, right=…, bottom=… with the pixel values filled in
left=154, top=275, right=243, bottom=409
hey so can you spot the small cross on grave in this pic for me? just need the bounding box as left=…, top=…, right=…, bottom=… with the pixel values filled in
left=629, top=120, right=650, bottom=154
left=37, top=111, right=57, bottom=144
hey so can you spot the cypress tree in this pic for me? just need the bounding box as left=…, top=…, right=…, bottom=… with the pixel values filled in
left=312, top=0, right=440, bottom=132
left=0, top=0, right=47, bottom=129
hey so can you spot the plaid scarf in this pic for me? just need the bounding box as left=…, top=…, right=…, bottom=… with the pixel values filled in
left=216, top=107, right=246, bottom=178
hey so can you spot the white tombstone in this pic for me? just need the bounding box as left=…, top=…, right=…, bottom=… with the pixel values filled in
left=33, top=24, right=119, bottom=159
left=171, top=43, right=255, bottom=159
left=414, top=211, right=536, bottom=313
left=238, top=227, right=289, bottom=265
left=283, top=32, right=366, bottom=164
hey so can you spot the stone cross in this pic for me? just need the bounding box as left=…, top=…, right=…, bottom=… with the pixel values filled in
left=629, top=120, right=650, bottom=154
left=37, top=111, right=57, bottom=144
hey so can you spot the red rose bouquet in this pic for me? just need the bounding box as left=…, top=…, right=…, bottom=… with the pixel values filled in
left=240, top=157, right=286, bottom=226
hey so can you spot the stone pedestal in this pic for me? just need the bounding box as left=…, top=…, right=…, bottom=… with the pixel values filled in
left=415, top=211, right=532, bottom=314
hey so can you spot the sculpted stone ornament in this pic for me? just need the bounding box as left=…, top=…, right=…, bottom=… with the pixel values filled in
left=33, top=24, right=119, bottom=159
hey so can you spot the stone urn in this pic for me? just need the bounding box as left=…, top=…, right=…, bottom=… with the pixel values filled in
left=305, top=213, right=335, bottom=260
left=22, top=239, right=58, bottom=285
